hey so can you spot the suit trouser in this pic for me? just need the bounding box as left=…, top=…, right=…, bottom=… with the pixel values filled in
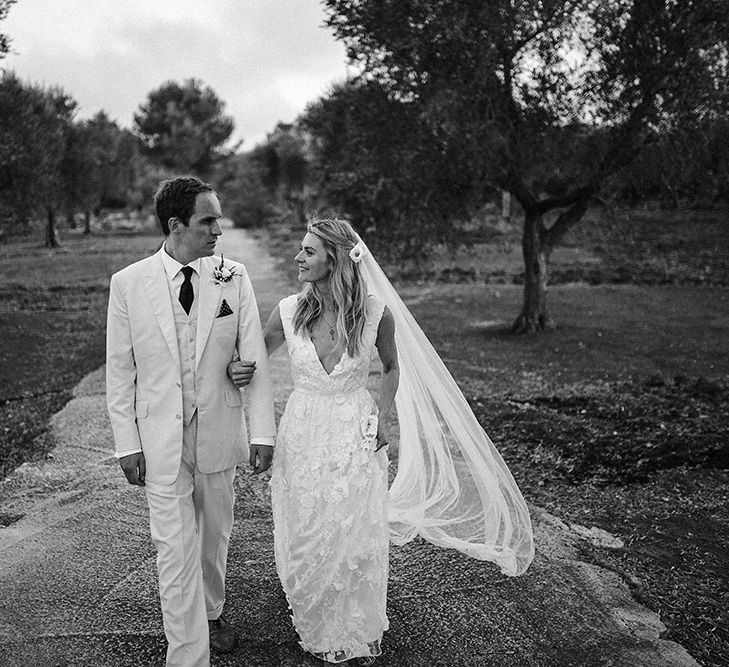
left=144, top=414, right=236, bottom=667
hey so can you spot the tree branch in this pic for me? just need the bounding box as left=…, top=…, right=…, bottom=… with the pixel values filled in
left=541, top=197, right=591, bottom=252
left=506, top=169, right=538, bottom=212
left=536, top=183, right=596, bottom=213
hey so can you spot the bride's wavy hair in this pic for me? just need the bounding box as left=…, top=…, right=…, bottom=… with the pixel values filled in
left=293, top=217, right=369, bottom=357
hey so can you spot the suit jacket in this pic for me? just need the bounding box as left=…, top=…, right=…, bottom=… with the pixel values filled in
left=105, top=247, right=276, bottom=485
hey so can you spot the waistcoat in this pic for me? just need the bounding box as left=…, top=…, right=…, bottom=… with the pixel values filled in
left=170, top=280, right=199, bottom=426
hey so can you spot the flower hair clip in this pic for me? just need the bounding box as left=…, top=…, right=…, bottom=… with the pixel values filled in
left=349, top=240, right=368, bottom=264
left=212, top=255, right=237, bottom=284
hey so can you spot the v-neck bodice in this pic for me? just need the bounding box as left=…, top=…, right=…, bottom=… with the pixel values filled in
left=307, top=334, right=348, bottom=376
left=279, top=294, right=385, bottom=394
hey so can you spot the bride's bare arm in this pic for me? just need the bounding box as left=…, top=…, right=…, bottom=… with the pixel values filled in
left=228, top=305, right=285, bottom=388
left=375, top=306, right=399, bottom=450
left=263, top=304, right=286, bottom=356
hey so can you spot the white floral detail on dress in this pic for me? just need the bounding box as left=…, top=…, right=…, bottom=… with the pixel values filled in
left=360, top=413, right=378, bottom=452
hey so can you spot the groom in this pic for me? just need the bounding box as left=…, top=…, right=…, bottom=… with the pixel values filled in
left=106, top=176, right=275, bottom=666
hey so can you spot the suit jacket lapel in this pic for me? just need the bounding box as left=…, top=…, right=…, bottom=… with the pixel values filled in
left=142, top=251, right=181, bottom=371
left=195, top=257, right=223, bottom=369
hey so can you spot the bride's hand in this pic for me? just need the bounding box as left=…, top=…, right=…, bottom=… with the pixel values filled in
left=375, top=422, right=389, bottom=451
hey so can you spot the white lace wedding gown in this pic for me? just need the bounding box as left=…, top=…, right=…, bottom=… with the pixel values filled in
left=270, top=294, right=389, bottom=663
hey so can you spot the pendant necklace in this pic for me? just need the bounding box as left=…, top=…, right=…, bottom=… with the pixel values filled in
left=322, top=313, right=337, bottom=342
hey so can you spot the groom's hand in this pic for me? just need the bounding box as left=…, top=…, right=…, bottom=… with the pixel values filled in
left=227, top=360, right=256, bottom=388
left=119, top=452, right=146, bottom=486
left=249, top=444, right=273, bottom=474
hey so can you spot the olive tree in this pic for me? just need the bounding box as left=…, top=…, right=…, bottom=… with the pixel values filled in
left=324, top=0, right=729, bottom=331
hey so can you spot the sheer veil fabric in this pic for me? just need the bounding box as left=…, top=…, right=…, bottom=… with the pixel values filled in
left=357, top=239, right=534, bottom=576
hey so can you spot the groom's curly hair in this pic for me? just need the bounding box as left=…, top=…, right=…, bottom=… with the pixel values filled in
left=154, top=176, right=214, bottom=235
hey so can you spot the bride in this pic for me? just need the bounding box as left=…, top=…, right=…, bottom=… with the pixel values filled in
left=261, top=217, right=534, bottom=665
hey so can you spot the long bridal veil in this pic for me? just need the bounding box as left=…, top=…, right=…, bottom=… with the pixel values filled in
left=358, top=239, right=534, bottom=576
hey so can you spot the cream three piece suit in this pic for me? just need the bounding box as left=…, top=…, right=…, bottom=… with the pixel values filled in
left=106, top=245, right=275, bottom=666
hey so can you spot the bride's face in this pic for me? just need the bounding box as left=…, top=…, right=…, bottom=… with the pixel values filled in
left=295, top=232, right=331, bottom=284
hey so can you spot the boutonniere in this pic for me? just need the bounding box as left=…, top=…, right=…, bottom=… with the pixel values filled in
left=212, top=255, right=237, bottom=284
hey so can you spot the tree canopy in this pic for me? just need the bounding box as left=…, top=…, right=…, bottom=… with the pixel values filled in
left=324, top=0, right=728, bottom=208
left=0, top=72, right=77, bottom=244
left=63, top=111, right=145, bottom=221
left=134, top=78, right=235, bottom=176
left=321, top=0, right=729, bottom=330
left=301, top=78, right=486, bottom=257
left=0, top=74, right=158, bottom=244
left=0, top=0, right=16, bottom=60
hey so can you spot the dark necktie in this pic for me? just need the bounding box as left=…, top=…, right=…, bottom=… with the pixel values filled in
left=179, top=266, right=194, bottom=315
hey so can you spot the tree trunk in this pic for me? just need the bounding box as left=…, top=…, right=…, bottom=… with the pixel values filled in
left=44, top=207, right=60, bottom=248
left=83, top=210, right=91, bottom=235
left=512, top=210, right=554, bottom=333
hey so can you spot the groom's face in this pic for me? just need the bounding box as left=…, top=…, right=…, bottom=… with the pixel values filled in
left=171, top=192, right=223, bottom=260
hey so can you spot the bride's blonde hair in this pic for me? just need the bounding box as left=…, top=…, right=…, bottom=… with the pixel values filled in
left=293, top=217, right=369, bottom=356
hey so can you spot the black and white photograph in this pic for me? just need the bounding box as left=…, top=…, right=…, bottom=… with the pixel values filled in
left=1, top=1, right=727, bottom=666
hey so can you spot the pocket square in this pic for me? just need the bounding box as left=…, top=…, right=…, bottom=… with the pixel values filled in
left=217, top=299, right=233, bottom=318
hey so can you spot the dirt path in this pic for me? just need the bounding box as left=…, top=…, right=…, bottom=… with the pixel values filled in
left=0, top=229, right=700, bottom=666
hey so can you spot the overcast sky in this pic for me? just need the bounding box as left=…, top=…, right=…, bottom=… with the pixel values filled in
left=2, top=0, right=350, bottom=148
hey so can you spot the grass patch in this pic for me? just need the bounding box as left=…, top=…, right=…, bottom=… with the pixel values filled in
left=476, top=377, right=728, bottom=485
left=0, top=229, right=162, bottom=480
left=568, top=207, right=729, bottom=286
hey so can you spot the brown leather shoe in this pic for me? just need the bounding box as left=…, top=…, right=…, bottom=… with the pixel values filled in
left=208, top=614, right=237, bottom=654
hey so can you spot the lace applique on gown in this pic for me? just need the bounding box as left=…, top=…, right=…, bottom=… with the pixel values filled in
left=270, top=294, right=389, bottom=663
